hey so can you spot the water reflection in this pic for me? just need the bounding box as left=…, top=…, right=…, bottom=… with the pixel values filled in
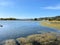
left=0, top=21, right=60, bottom=41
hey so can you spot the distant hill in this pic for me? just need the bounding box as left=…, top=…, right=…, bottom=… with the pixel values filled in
left=0, top=18, right=17, bottom=20
left=0, top=16, right=60, bottom=21
left=34, top=16, right=60, bottom=21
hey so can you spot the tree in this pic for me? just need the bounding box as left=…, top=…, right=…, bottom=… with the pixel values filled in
left=34, top=18, right=37, bottom=20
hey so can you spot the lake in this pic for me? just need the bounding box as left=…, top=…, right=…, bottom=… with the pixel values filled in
left=0, top=21, right=60, bottom=41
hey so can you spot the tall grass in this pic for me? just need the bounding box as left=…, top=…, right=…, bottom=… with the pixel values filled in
left=1, top=33, right=60, bottom=45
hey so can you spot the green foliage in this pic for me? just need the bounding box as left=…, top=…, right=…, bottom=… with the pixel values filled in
left=34, top=18, right=37, bottom=20
left=0, top=18, right=16, bottom=20
left=34, top=16, right=60, bottom=21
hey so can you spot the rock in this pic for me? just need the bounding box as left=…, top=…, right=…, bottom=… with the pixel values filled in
left=4, top=39, right=17, bottom=45
left=0, top=25, right=3, bottom=27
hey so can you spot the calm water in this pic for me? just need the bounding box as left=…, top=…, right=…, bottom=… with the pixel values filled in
left=0, top=21, right=60, bottom=41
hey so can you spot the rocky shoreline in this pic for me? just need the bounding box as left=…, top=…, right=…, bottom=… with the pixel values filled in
left=0, top=33, right=60, bottom=45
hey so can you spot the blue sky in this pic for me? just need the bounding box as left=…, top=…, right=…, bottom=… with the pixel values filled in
left=0, top=0, right=60, bottom=18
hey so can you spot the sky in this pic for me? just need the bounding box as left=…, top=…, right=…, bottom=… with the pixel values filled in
left=0, top=0, right=60, bottom=18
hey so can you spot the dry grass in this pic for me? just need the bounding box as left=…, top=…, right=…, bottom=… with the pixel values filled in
left=41, top=21, right=60, bottom=30
left=16, top=33, right=60, bottom=45
left=1, top=33, right=60, bottom=45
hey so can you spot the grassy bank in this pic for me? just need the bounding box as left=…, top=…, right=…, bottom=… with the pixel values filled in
left=41, top=21, right=60, bottom=30
left=0, top=33, right=60, bottom=45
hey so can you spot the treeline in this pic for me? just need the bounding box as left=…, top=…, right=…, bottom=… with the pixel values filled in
left=0, top=16, right=60, bottom=21
left=0, top=18, right=17, bottom=20
left=34, top=16, right=60, bottom=21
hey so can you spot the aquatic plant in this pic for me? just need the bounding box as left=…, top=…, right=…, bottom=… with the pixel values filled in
left=1, top=33, right=60, bottom=45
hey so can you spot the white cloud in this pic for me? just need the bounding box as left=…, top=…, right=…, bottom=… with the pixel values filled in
left=41, top=5, right=60, bottom=10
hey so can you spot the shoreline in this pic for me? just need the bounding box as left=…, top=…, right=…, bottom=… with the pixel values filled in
left=40, top=21, right=60, bottom=30
left=1, top=32, right=60, bottom=45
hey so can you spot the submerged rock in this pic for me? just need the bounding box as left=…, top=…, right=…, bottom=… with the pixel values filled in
left=4, top=39, right=17, bottom=45
left=0, top=25, right=3, bottom=27
left=1, top=33, right=60, bottom=45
